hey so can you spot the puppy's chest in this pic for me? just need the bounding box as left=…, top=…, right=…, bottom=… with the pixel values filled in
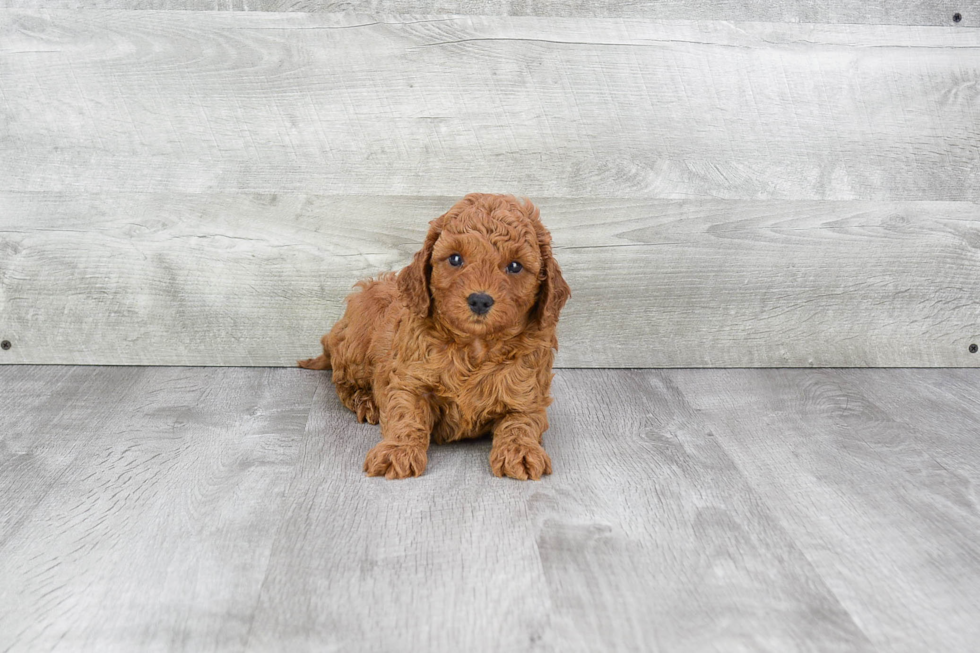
left=430, top=353, right=534, bottom=443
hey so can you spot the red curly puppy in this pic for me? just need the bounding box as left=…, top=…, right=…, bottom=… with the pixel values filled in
left=299, top=194, right=570, bottom=480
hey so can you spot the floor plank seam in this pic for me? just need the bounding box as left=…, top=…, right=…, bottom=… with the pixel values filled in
left=240, top=371, right=325, bottom=652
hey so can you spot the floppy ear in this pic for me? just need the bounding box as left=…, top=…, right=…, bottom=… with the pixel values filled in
left=527, top=202, right=571, bottom=330
left=398, top=215, right=444, bottom=318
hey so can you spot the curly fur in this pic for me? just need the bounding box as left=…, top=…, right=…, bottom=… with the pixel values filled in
left=299, top=194, right=570, bottom=480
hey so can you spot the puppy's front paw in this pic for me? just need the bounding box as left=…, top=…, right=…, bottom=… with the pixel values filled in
left=490, top=441, right=552, bottom=481
left=364, top=441, right=427, bottom=479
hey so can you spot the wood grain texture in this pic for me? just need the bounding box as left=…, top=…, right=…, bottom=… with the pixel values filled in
left=2, top=11, right=979, bottom=201
left=1, top=1, right=977, bottom=28
left=671, top=368, right=980, bottom=652
left=2, top=193, right=978, bottom=367
left=246, top=368, right=868, bottom=652
left=0, top=366, right=145, bottom=549
left=0, top=366, right=318, bottom=651
left=2, top=10, right=979, bottom=367
left=3, top=366, right=980, bottom=651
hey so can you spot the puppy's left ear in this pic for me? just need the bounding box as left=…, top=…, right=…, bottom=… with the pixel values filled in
left=527, top=201, right=570, bottom=330
left=398, top=214, right=444, bottom=318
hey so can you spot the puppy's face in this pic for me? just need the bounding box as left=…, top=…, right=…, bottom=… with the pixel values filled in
left=398, top=194, right=570, bottom=338
left=429, top=210, right=542, bottom=337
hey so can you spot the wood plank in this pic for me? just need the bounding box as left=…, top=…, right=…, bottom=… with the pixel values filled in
left=539, top=369, right=871, bottom=651
left=2, top=12, right=979, bottom=200
left=0, top=365, right=145, bottom=548
left=0, top=1, right=976, bottom=27
left=246, top=368, right=869, bottom=651
left=4, top=366, right=980, bottom=649
left=0, top=366, right=318, bottom=652
left=670, top=368, right=980, bottom=652
left=2, top=193, right=978, bottom=367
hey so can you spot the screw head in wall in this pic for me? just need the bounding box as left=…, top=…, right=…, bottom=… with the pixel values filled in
left=970, top=343, right=978, bottom=354
left=953, top=12, right=962, bottom=22
left=0, top=340, right=10, bottom=351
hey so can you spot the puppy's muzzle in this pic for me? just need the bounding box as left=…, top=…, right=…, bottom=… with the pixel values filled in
left=467, top=292, right=495, bottom=316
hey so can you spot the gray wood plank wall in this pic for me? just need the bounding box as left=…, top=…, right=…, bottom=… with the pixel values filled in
left=2, top=1, right=978, bottom=27
left=1, top=5, right=978, bottom=366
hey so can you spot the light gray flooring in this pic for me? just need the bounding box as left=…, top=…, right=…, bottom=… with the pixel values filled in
left=1, top=366, right=979, bottom=652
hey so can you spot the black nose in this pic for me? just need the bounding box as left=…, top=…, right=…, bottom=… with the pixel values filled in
left=467, top=293, right=495, bottom=316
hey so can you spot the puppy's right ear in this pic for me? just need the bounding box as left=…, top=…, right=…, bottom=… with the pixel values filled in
left=398, top=215, right=444, bottom=318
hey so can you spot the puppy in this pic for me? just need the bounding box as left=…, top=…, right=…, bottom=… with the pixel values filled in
left=299, top=194, right=570, bottom=480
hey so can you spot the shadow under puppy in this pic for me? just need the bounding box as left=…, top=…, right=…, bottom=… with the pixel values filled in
left=299, top=193, right=570, bottom=480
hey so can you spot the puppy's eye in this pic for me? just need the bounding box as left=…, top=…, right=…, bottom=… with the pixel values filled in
left=506, top=261, right=523, bottom=274
left=448, top=253, right=463, bottom=267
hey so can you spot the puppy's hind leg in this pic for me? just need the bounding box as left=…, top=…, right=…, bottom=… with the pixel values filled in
left=335, top=382, right=380, bottom=425
left=298, top=334, right=332, bottom=370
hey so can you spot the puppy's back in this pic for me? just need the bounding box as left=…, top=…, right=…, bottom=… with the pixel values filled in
left=327, top=273, right=403, bottom=378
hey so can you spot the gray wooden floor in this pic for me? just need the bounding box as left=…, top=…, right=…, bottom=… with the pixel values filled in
left=1, top=366, right=979, bottom=652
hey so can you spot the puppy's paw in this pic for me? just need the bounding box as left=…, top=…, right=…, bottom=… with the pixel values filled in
left=490, top=441, right=552, bottom=481
left=364, top=441, right=427, bottom=479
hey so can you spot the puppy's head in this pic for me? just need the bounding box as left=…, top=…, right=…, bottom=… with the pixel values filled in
left=398, top=194, right=570, bottom=338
